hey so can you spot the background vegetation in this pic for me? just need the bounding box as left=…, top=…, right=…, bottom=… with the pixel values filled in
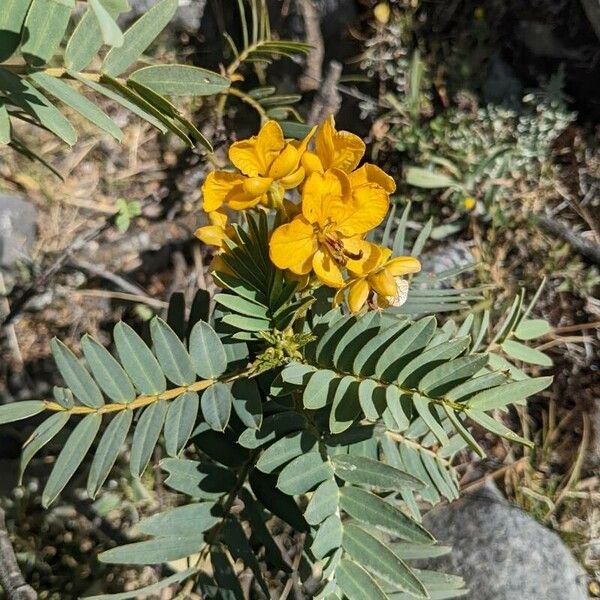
left=0, top=0, right=598, bottom=598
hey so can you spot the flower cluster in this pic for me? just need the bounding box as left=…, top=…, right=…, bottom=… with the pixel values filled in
left=196, top=117, right=421, bottom=313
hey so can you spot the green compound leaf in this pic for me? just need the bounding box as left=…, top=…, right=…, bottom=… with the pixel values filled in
left=113, top=321, right=167, bottom=395
left=501, top=339, right=553, bottom=367
left=150, top=317, right=195, bottom=386
left=87, top=410, right=132, bottom=498
left=303, top=369, right=337, bottom=410
left=89, top=0, right=124, bottom=47
left=277, top=452, right=333, bottom=495
left=201, top=382, right=233, bottom=432
left=339, top=486, right=434, bottom=544
left=51, top=338, right=104, bottom=408
left=255, top=431, right=318, bottom=474
left=329, top=376, right=361, bottom=434
left=161, top=458, right=236, bottom=499
left=0, top=68, right=77, bottom=146
left=0, top=0, right=33, bottom=62
left=465, top=376, right=553, bottom=411
left=514, top=318, right=551, bottom=341
left=231, top=378, right=263, bottom=430
left=0, top=400, right=45, bottom=425
left=137, top=502, right=219, bottom=537
left=65, top=0, right=129, bottom=71
left=444, top=371, right=507, bottom=402
left=81, top=334, right=135, bottom=403
left=238, top=412, right=306, bottom=449
left=102, top=0, right=178, bottom=76
left=337, top=558, right=388, bottom=600
left=129, top=64, right=230, bottom=96
left=164, top=391, right=199, bottom=457
left=418, top=354, right=489, bottom=396
left=29, top=73, right=123, bottom=141
left=19, top=412, right=70, bottom=482
left=189, top=321, right=228, bottom=379
left=42, top=413, right=102, bottom=507
left=69, top=72, right=168, bottom=132
left=130, top=401, right=168, bottom=477
left=331, top=454, right=424, bottom=491
left=21, top=0, right=75, bottom=67
left=83, top=567, right=197, bottom=600
left=304, top=479, right=338, bottom=526
left=342, top=522, right=428, bottom=598
left=311, top=513, right=343, bottom=560
left=99, top=536, right=203, bottom=565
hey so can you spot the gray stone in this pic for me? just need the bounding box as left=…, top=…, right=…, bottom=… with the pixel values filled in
left=420, top=484, right=589, bottom=600
left=0, top=194, right=37, bottom=268
left=122, top=0, right=206, bottom=33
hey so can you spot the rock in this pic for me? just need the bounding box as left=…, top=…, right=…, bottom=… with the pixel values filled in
left=0, top=194, right=37, bottom=268
left=122, top=0, right=207, bottom=33
left=420, top=484, right=589, bottom=600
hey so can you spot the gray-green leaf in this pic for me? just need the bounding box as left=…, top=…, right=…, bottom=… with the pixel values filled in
left=128, top=65, right=230, bottom=96
left=201, top=382, right=232, bottom=432
left=42, top=413, right=102, bottom=507
left=51, top=338, right=104, bottom=408
left=113, top=321, right=166, bottom=395
left=81, top=334, right=135, bottom=403
left=150, top=317, right=195, bottom=385
left=87, top=410, right=132, bottom=498
left=189, top=321, right=227, bottom=379
left=130, top=401, right=168, bottom=477
left=102, top=0, right=178, bottom=76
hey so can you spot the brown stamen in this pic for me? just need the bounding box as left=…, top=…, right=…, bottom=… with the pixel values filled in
left=343, top=248, right=363, bottom=261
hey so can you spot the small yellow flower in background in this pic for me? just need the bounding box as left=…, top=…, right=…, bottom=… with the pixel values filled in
left=474, top=6, right=484, bottom=20
left=202, top=120, right=316, bottom=213
left=301, top=116, right=396, bottom=197
left=337, top=248, right=421, bottom=313
left=463, top=196, right=477, bottom=211
left=269, top=169, right=388, bottom=288
left=374, top=2, right=391, bottom=25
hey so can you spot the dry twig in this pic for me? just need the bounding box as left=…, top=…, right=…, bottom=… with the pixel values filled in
left=0, top=507, right=36, bottom=600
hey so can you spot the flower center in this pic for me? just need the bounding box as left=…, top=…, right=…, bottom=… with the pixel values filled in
left=316, top=226, right=363, bottom=265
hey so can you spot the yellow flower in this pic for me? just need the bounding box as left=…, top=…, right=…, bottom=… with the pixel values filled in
left=269, top=169, right=388, bottom=288
left=194, top=210, right=231, bottom=249
left=463, top=196, right=476, bottom=211
left=337, top=248, right=421, bottom=313
left=374, top=2, right=391, bottom=25
left=202, top=120, right=316, bottom=213
left=301, top=116, right=396, bottom=196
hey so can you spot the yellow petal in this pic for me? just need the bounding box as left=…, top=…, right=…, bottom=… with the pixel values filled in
left=269, top=217, right=317, bottom=270
left=268, top=144, right=300, bottom=179
left=347, top=278, right=370, bottom=313
left=287, top=253, right=314, bottom=276
left=202, top=171, right=248, bottom=212
left=208, top=210, right=228, bottom=228
left=229, top=120, right=285, bottom=176
left=385, top=256, right=421, bottom=276
left=368, top=268, right=397, bottom=297
left=280, top=166, right=306, bottom=189
left=315, top=115, right=365, bottom=172
left=301, top=151, right=324, bottom=175
left=195, top=224, right=227, bottom=247
left=346, top=240, right=390, bottom=277
left=291, top=124, right=317, bottom=154
left=302, top=169, right=351, bottom=226
left=243, top=176, right=273, bottom=195
left=348, top=163, right=396, bottom=193
left=312, top=247, right=344, bottom=288
left=334, top=183, right=389, bottom=237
